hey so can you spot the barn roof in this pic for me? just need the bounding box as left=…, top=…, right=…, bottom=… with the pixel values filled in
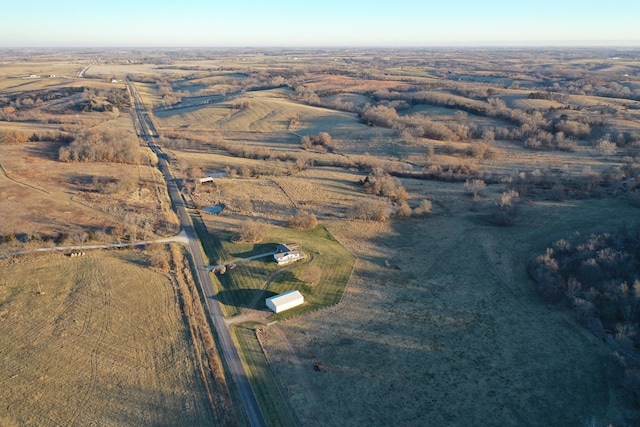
left=266, top=290, right=304, bottom=312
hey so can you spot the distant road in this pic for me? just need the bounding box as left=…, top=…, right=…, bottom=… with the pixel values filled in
left=77, top=64, right=92, bottom=78
left=127, top=80, right=267, bottom=427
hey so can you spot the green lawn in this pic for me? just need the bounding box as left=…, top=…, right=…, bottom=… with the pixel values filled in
left=196, top=221, right=356, bottom=319
left=231, top=323, right=296, bottom=427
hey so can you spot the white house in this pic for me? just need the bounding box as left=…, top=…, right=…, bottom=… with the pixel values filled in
left=274, top=243, right=304, bottom=265
left=198, top=176, right=215, bottom=184
left=266, top=290, right=304, bottom=313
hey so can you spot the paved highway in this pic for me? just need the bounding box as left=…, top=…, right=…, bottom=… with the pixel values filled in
left=127, top=80, right=267, bottom=427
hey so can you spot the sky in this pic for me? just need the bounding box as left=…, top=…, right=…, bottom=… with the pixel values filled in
left=0, top=0, right=639, bottom=48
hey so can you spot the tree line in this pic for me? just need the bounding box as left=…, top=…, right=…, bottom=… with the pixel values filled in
left=528, top=228, right=640, bottom=404
left=58, top=129, right=142, bottom=164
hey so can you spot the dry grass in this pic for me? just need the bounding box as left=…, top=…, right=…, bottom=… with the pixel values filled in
left=0, top=250, right=215, bottom=426
left=0, top=140, right=177, bottom=242
left=3, top=49, right=640, bottom=426
left=262, top=198, right=640, bottom=426
left=154, top=92, right=362, bottom=135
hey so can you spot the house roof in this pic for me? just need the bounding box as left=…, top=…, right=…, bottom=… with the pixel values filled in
left=274, top=250, right=302, bottom=261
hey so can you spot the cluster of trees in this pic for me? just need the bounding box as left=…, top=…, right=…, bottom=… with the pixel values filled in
left=287, top=210, right=318, bottom=230
left=0, top=130, right=73, bottom=144
left=156, top=78, right=183, bottom=107
left=0, top=87, right=84, bottom=110
left=360, top=104, right=470, bottom=142
left=86, top=87, right=130, bottom=112
left=231, top=220, right=265, bottom=243
left=347, top=199, right=390, bottom=222
left=528, top=228, right=640, bottom=403
left=336, top=85, right=634, bottom=157
left=0, top=229, right=109, bottom=249
left=552, top=78, right=640, bottom=101
left=230, top=100, right=252, bottom=111
left=58, top=129, right=142, bottom=164
left=358, top=169, right=432, bottom=219
left=300, top=132, right=334, bottom=152
left=0, top=86, right=130, bottom=118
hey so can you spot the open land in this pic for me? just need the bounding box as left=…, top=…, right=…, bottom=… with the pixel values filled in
left=1, top=47, right=640, bottom=425
left=0, top=249, right=215, bottom=426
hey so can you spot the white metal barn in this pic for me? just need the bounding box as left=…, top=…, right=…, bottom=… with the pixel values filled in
left=266, top=290, right=304, bottom=313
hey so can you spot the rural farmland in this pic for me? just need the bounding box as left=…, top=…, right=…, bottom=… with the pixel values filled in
left=1, top=46, right=640, bottom=426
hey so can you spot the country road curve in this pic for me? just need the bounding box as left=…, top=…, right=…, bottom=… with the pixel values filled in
left=127, top=80, right=267, bottom=427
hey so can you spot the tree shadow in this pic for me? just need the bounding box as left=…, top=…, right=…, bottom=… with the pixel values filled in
left=229, top=243, right=277, bottom=258
left=25, top=141, right=65, bottom=161
left=214, top=288, right=278, bottom=310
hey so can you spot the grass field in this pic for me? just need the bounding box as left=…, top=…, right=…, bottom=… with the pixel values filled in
left=232, top=323, right=296, bottom=427
left=154, top=91, right=364, bottom=136
left=3, top=48, right=640, bottom=425
left=0, top=250, right=214, bottom=426
left=0, top=136, right=177, bottom=246
left=261, top=198, right=640, bottom=426
left=195, top=218, right=355, bottom=320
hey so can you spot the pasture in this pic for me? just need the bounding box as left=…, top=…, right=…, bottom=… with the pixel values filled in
left=142, top=48, right=640, bottom=424
left=262, top=198, right=640, bottom=426
left=2, top=47, right=640, bottom=425
left=196, top=219, right=355, bottom=320
left=0, top=250, right=214, bottom=426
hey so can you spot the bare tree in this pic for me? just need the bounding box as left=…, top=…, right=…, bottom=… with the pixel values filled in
left=287, top=210, right=318, bottom=230
left=232, top=220, right=265, bottom=243
left=493, top=190, right=520, bottom=225
left=464, top=179, right=486, bottom=198
left=413, top=199, right=433, bottom=216
left=595, top=134, right=617, bottom=158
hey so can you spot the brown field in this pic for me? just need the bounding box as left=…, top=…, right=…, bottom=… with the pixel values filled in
left=2, top=47, right=640, bottom=425
left=0, top=249, right=214, bottom=426
left=262, top=198, right=640, bottom=426
left=0, top=138, right=177, bottom=244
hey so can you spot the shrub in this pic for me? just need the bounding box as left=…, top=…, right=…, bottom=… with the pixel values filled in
left=0, top=130, right=29, bottom=144
left=464, top=179, right=486, bottom=198
left=232, top=220, right=265, bottom=243
left=413, top=199, right=433, bottom=216
left=348, top=199, right=390, bottom=222
left=493, top=190, right=519, bottom=225
left=300, top=132, right=334, bottom=151
left=287, top=210, right=318, bottom=230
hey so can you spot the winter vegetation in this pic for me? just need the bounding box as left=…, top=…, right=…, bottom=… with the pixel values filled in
left=2, top=47, right=640, bottom=426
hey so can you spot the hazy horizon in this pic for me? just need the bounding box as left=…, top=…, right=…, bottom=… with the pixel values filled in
left=1, top=0, right=639, bottom=49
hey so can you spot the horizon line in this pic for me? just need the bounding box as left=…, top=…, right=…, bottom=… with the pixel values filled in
left=2, top=42, right=640, bottom=50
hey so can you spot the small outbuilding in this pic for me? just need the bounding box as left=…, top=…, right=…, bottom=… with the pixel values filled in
left=266, top=290, right=304, bottom=313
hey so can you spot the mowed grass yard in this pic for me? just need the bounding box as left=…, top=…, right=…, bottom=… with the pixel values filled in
left=0, top=250, right=214, bottom=427
left=231, top=323, right=296, bottom=427
left=260, top=198, right=640, bottom=426
left=197, top=220, right=355, bottom=320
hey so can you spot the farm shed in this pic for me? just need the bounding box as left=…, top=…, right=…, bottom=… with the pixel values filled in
left=266, top=290, right=304, bottom=313
left=198, top=176, right=214, bottom=184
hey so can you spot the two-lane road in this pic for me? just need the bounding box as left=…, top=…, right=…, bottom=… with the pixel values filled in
left=127, top=80, right=267, bottom=427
